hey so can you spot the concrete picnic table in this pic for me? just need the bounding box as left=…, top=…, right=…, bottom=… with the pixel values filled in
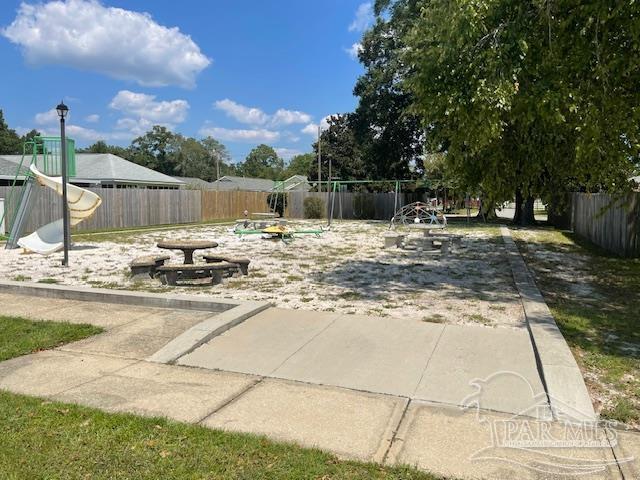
left=156, top=240, right=218, bottom=264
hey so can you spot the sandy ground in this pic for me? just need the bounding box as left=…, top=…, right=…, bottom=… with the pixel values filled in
left=0, top=221, right=524, bottom=328
left=513, top=228, right=640, bottom=428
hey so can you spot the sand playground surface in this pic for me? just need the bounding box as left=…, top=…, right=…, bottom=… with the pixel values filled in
left=0, top=221, right=525, bottom=328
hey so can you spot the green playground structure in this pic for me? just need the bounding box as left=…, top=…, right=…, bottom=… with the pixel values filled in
left=234, top=227, right=324, bottom=244
left=1, top=136, right=76, bottom=249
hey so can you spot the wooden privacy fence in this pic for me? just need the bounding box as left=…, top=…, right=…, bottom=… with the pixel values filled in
left=0, top=185, right=428, bottom=235
left=0, top=186, right=201, bottom=234
left=570, top=192, right=640, bottom=257
left=287, top=191, right=426, bottom=220
left=201, top=190, right=272, bottom=221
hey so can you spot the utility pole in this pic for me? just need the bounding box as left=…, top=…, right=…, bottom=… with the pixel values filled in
left=212, top=146, right=220, bottom=191
left=317, top=124, right=322, bottom=193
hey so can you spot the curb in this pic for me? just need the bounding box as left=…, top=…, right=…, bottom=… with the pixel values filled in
left=0, top=280, right=240, bottom=313
left=147, top=301, right=272, bottom=364
left=500, top=227, right=596, bottom=423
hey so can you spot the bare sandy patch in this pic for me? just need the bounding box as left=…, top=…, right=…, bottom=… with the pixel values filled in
left=0, top=221, right=524, bottom=328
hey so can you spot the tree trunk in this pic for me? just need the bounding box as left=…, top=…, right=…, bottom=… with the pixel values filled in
left=513, top=188, right=536, bottom=226
left=475, top=196, right=496, bottom=221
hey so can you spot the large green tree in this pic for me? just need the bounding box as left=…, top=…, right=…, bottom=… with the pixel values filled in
left=351, top=0, right=424, bottom=180
left=0, top=110, right=22, bottom=155
left=78, top=140, right=131, bottom=160
left=128, top=126, right=179, bottom=175
left=285, top=153, right=315, bottom=178
left=200, top=136, right=235, bottom=180
left=402, top=0, right=639, bottom=224
left=309, top=115, right=367, bottom=187
left=238, top=144, right=284, bottom=180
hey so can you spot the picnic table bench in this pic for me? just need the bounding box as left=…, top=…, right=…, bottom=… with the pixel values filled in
left=383, top=233, right=407, bottom=249
left=423, top=230, right=463, bottom=246
left=157, top=240, right=218, bottom=264
left=156, top=262, right=239, bottom=286
left=421, top=236, right=451, bottom=254
left=202, top=254, right=250, bottom=275
left=130, top=255, right=171, bottom=278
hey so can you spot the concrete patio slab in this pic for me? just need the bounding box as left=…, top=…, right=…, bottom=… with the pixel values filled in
left=55, top=361, right=258, bottom=422
left=59, top=330, right=172, bottom=360
left=271, top=314, right=444, bottom=397
left=147, top=301, right=271, bottom=364
left=413, top=324, right=550, bottom=417
left=178, top=308, right=339, bottom=374
left=202, top=378, right=407, bottom=462
left=111, top=309, right=217, bottom=339
left=0, top=293, right=84, bottom=319
left=611, top=430, right=640, bottom=478
left=178, top=308, right=547, bottom=415
left=0, top=350, right=136, bottom=396
left=386, top=402, right=621, bottom=480
left=38, top=301, right=161, bottom=328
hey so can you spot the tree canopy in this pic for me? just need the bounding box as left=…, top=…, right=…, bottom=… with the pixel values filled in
left=395, top=0, right=640, bottom=223
left=309, top=115, right=367, bottom=185
left=237, top=144, right=284, bottom=180
left=285, top=153, right=316, bottom=178
left=351, top=0, right=424, bottom=181
left=0, top=110, right=40, bottom=155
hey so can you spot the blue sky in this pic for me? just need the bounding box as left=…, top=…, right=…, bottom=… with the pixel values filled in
left=0, top=0, right=373, bottom=163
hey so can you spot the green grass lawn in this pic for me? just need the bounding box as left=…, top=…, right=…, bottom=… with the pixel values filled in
left=0, top=316, right=439, bottom=479
left=72, top=218, right=236, bottom=244
left=0, top=316, right=102, bottom=362
left=512, top=228, right=640, bottom=425
left=0, top=392, right=435, bottom=480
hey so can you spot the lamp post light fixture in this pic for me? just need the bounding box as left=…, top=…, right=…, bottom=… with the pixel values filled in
left=56, top=101, right=70, bottom=267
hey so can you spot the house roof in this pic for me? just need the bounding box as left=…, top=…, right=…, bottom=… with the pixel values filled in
left=173, top=176, right=217, bottom=189
left=211, top=175, right=276, bottom=192
left=0, top=153, right=183, bottom=186
left=278, top=175, right=311, bottom=191
left=74, top=154, right=183, bottom=185
left=209, top=175, right=311, bottom=192
left=0, top=156, right=28, bottom=179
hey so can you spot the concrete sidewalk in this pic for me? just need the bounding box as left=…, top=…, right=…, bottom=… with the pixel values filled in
left=178, top=307, right=548, bottom=417
left=0, top=288, right=637, bottom=478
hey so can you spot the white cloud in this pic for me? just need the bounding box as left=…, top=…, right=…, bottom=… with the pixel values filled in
left=214, top=99, right=269, bottom=125
left=199, top=126, right=280, bottom=143
left=31, top=90, right=189, bottom=143
left=348, top=3, right=374, bottom=32
left=271, top=109, right=312, bottom=126
left=29, top=122, right=130, bottom=144
left=301, top=116, right=331, bottom=137
left=110, top=90, right=189, bottom=124
left=214, top=99, right=311, bottom=127
left=275, top=148, right=303, bottom=161
left=282, top=131, right=301, bottom=143
left=65, top=124, right=129, bottom=143
left=113, top=118, right=154, bottom=137
left=108, top=90, right=189, bottom=136
left=301, top=123, right=318, bottom=137
left=345, top=42, right=363, bottom=60
left=34, top=109, right=60, bottom=126
left=2, top=0, right=210, bottom=88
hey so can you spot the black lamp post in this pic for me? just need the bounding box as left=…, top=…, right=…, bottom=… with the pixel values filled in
left=56, top=101, right=70, bottom=267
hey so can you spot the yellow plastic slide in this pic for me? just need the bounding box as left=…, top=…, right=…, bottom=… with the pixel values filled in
left=17, top=164, right=102, bottom=254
